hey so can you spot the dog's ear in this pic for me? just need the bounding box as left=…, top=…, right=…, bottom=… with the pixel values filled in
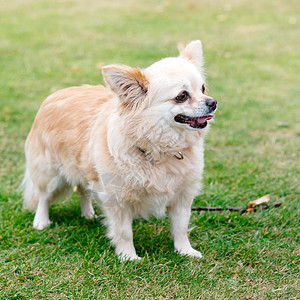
left=102, top=64, right=148, bottom=109
left=179, top=40, right=204, bottom=73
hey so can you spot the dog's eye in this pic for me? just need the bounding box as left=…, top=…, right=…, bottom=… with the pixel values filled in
left=175, top=91, right=189, bottom=103
left=202, top=84, right=207, bottom=94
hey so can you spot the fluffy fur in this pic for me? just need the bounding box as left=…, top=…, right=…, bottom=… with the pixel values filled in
left=22, top=40, right=217, bottom=260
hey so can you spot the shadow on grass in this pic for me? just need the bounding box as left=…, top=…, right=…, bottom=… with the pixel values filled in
left=49, top=203, right=104, bottom=228
left=50, top=205, right=178, bottom=259
left=132, top=218, right=176, bottom=259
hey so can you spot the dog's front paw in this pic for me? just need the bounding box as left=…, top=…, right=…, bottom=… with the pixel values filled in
left=33, top=218, right=51, bottom=230
left=81, top=210, right=96, bottom=220
left=116, top=244, right=141, bottom=262
left=118, top=253, right=142, bottom=262
left=81, top=203, right=96, bottom=220
left=176, top=247, right=203, bottom=259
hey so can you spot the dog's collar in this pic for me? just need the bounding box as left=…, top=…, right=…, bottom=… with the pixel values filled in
left=137, top=147, right=184, bottom=160
left=174, top=151, right=184, bottom=160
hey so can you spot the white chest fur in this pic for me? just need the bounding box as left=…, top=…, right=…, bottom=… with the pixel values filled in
left=93, top=142, right=204, bottom=219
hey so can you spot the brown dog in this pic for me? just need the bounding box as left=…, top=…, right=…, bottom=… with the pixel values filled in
left=22, top=40, right=217, bottom=260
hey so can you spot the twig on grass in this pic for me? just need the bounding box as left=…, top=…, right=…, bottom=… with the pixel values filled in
left=191, top=203, right=282, bottom=214
left=191, top=206, right=239, bottom=212
left=192, top=194, right=282, bottom=214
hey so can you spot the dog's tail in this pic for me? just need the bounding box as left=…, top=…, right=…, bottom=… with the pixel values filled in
left=19, top=166, right=39, bottom=211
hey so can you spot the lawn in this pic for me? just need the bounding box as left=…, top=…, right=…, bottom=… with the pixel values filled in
left=0, top=0, right=299, bottom=299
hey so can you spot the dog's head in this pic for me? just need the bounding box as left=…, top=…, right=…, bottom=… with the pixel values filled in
left=102, top=40, right=217, bottom=141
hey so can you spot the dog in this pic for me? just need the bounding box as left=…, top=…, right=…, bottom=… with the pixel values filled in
left=22, top=40, right=217, bottom=260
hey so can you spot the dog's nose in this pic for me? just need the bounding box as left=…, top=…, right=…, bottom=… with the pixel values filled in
left=205, top=98, right=217, bottom=110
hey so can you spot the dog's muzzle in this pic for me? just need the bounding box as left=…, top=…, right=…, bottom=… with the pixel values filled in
left=174, top=99, right=217, bottom=129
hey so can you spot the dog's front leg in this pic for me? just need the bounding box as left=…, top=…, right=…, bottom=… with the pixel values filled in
left=168, top=198, right=203, bottom=258
left=103, top=205, right=139, bottom=261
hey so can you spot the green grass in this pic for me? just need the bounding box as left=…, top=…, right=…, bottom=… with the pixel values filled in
left=0, top=0, right=299, bottom=298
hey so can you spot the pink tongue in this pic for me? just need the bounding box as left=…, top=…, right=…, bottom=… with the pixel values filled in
left=189, top=115, right=214, bottom=126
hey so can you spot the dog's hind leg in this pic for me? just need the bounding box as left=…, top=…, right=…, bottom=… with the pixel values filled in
left=22, top=154, right=56, bottom=230
left=33, top=191, right=52, bottom=230
left=32, top=173, right=59, bottom=230
left=32, top=173, right=71, bottom=230
left=23, top=132, right=73, bottom=229
left=77, top=185, right=95, bottom=219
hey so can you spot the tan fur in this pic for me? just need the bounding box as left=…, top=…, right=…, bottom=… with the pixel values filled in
left=29, top=85, right=111, bottom=178
left=22, top=40, right=217, bottom=260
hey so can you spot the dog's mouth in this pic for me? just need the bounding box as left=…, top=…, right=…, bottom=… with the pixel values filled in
left=174, top=114, right=214, bottom=129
